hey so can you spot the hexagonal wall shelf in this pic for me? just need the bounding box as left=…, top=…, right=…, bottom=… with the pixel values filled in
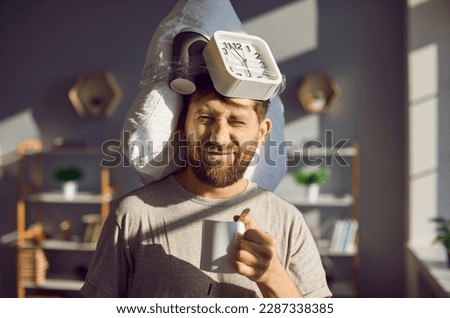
left=297, top=74, right=341, bottom=113
left=68, top=72, right=122, bottom=118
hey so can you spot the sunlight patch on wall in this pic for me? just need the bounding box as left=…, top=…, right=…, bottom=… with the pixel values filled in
left=407, top=0, right=433, bottom=9
left=409, top=98, right=438, bottom=176
left=0, top=109, right=40, bottom=165
left=409, top=172, right=437, bottom=246
left=407, top=43, right=438, bottom=246
left=243, top=0, right=318, bottom=63
left=408, top=44, right=438, bottom=103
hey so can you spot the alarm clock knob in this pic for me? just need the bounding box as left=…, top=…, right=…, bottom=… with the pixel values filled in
left=169, top=31, right=208, bottom=95
left=169, top=78, right=197, bottom=95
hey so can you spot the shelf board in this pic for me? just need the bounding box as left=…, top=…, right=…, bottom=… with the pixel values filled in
left=24, top=191, right=112, bottom=204
left=23, top=239, right=97, bottom=251
left=23, top=147, right=101, bottom=156
left=0, top=231, right=17, bottom=245
left=317, top=239, right=357, bottom=257
left=286, top=146, right=358, bottom=158
left=23, top=278, right=84, bottom=291
left=277, top=193, right=354, bottom=207
left=2, top=233, right=97, bottom=251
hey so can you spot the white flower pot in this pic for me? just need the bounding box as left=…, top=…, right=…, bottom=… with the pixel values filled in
left=62, top=181, right=78, bottom=200
left=307, top=184, right=320, bottom=202
left=310, top=98, right=326, bottom=112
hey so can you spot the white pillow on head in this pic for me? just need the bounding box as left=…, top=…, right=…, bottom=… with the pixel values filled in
left=121, top=0, right=287, bottom=191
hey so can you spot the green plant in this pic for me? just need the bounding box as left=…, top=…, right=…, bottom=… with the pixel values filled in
left=431, top=217, right=450, bottom=250
left=311, top=89, right=326, bottom=100
left=54, top=166, right=84, bottom=182
left=293, top=166, right=331, bottom=187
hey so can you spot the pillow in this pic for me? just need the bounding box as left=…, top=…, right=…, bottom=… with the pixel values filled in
left=121, top=0, right=287, bottom=191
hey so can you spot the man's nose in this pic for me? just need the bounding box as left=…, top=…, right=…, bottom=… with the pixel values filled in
left=209, top=121, right=231, bottom=146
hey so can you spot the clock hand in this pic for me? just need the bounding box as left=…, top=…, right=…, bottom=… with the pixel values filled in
left=230, top=47, right=252, bottom=76
left=229, top=47, right=242, bottom=61
left=229, top=47, right=251, bottom=77
left=242, top=59, right=252, bottom=77
left=231, top=47, right=244, bottom=60
left=241, top=48, right=252, bottom=77
left=229, top=49, right=246, bottom=69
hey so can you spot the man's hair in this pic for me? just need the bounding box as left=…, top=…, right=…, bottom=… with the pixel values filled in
left=177, top=74, right=269, bottom=130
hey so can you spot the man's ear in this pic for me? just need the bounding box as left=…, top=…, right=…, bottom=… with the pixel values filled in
left=257, top=118, right=272, bottom=147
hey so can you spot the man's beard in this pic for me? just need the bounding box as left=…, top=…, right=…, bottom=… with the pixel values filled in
left=187, top=141, right=257, bottom=188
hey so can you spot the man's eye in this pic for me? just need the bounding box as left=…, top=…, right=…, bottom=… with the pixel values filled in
left=198, top=116, right=213, bottom=121
left=230, top=120, right=246, bottom=126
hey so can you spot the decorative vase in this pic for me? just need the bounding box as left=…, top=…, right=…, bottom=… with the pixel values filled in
left=62, top=181, right=78, bottom=200
left=309, top=98, right=326, bottom=112
left=307, top=184, right=320, bottom=202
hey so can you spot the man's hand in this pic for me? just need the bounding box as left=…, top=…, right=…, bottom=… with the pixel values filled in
left=234, top=213, right=303, bottom=298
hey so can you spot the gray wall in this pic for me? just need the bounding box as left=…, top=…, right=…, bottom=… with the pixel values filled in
left=0, top=0, right=407, bottom=297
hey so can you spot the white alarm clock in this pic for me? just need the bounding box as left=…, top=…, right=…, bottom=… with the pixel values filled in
left=203, top=30, right=282, bottom=100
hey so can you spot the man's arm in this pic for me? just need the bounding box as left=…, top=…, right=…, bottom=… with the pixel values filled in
left=234, top=214, right=303, bottom=298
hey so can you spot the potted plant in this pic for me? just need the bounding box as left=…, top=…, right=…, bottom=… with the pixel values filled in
left=293, top=166, right=331, bottom=202
left=431, top=217, right=450, bottom=268
left=54, top=166, right=84, bottom=200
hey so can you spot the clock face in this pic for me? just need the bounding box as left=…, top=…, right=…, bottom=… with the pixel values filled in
left=220, top=41, right=273, bottom=80
left=203, top=30, right=282, bottom=100
left=215, top=33, right=279, bottom=82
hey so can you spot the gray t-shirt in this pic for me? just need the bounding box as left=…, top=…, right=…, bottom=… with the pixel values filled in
left=81, top=175, right=331, bottom=298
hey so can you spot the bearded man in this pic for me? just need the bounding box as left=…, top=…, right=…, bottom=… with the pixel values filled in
left=81, top=75, right=331, bottom=298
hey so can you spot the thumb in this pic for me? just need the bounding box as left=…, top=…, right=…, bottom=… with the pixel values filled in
left=237, top=212, right=259, bottom=231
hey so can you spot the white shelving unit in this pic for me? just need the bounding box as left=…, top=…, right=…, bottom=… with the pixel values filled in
left=275, top=144, right=360, bottom=297
left=15, top=139, right=116, bottom=297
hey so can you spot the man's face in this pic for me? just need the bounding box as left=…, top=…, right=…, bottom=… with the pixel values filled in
left=183, top=92, right=271, bottom=188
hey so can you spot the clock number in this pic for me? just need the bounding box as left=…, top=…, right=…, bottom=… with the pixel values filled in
left=222, top=42, right=232, bottom=49
left=253, top=52, right=267, bottom=68
left=222, top=47, right=228, bottom=55
left=222, top=42, right=243, bottom=50
left=246, top=45, right=251, bottom=52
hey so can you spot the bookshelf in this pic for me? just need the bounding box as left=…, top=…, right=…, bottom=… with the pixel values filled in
left=275, top=143, right=360, bottom=297
left=15, top=139, right=117, bottom=297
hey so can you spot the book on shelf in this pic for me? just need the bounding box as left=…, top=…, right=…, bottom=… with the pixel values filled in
left=329, top=219, right=358, bottom=254
left=81, top=213, right=103, bottom=243
left=19, top=247, right=49, bottom=284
